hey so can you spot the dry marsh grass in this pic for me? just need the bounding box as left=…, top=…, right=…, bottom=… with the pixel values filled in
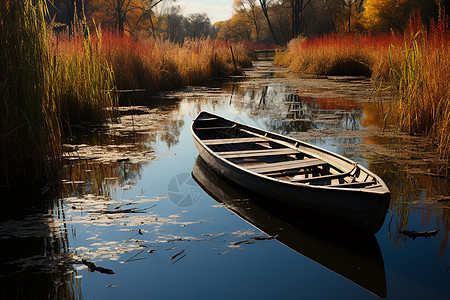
left=1, top=1, right=117, bottom=186
left=99, top=33, right=253, bottom=95
left=1, top=2, right=253, bottom=186
left=1, top=1, right=61, bottom=186
left=275, top=19, right=450, bottom=162
left=387, top=19, right=450, bottom=160
left=275, top=34, right=402, bottom=78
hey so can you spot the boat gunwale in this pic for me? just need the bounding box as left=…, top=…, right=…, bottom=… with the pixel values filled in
left=192, top=111, right=390, bottom=196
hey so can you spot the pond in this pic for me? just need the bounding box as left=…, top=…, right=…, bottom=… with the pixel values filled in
left=1, top=61, right=449, bottom=299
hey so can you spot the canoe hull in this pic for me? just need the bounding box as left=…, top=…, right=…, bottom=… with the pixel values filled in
left=192, top=156, right=387, bottom=298
left=192, top=112, right=390, bottom=234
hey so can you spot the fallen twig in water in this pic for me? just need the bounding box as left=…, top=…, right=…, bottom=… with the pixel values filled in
left=114, top=202, right=138, bottom=210
left=231, top=239, right=257, bottom=246
left=123, top=249, right=146, bottom=263
left=231, top=235, right=276, bottom=246
left=171, top=253, right=187, bottom=264
left=91, top=204, right=157, bottom=214
left=399, top=229, right=439, bottom=239
left=82, top=259, right=115, bottom=274
left=170, top=246, right=189, bottom=261
left=125, top=229, right=145, bottom=242
left=124, top=257, right=147, bottom=263
left=252, top=235, right=277, bottom=241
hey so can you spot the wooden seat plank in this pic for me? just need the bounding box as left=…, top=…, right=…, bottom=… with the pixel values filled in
left=216, top=148, right=299, bottom=159
left=246, top=158, right=326, bottom=174
left=330, top=181, right=376, bottom=188
left=203, top=137, right=267, bottom=146
left=291, top=171, right=351, bottom=183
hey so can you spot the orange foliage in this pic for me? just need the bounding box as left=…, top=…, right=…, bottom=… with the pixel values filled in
left=275, top=33, right=403, bottom=78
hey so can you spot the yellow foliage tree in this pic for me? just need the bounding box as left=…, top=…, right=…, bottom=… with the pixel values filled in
left=363, top=0, right=418, bottom=32
left=87, top=0, right=164, bottom=34
left=217, top=9, right=252, bottom=41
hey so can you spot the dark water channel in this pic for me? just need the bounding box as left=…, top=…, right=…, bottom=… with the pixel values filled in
left=1, top=61, right=449, bottom=299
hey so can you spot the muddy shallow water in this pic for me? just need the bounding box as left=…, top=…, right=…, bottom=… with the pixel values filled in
left=1, top=61, right=449, bottom=299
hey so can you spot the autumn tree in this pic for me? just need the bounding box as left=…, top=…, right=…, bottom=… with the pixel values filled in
left=48, top=0, right=89, bottom=32
left=319, top=0, right=343, bottom=33
left=164, top=5, right=184, bottom=42
left=363, top=0, right=448, bottom=32
left=184, top=13, right=214, bottom=39
left=287, top=0, right=312, bottom=38
left=258, top=0, right=280, bottom=44
left=217, top=11, right=253, bottom=41
left=86, top=0, right=167, bottom=34
left=134, top=0, right=166, bottom=37
left=342, top=0, right=365, bottom=32
left=233, top=0, right=262, bottom=42
left=270, top=1, right=291, bottom=43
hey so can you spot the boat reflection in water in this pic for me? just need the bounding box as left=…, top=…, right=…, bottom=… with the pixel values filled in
left=192, top=156, right=387, bottom=298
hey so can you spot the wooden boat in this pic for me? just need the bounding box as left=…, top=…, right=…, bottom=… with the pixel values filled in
left=192, top=156, right=387, bottom=298
left=191, top=111, right=391, bottom=234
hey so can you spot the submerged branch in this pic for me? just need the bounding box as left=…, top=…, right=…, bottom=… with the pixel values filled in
left=399, top=229, right=439, bottom=239
left=91, top=204, right=157, bottom=214
left=81, top=259, right=115, bottom=274
left=170, top=246, right=189, bottom=262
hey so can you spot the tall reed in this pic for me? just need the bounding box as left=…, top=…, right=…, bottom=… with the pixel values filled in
left=387, top=19, right=450, bottom=159
left=0, top=0, right=60, bottom=186
left=275, top=33, right=402, bottom=78
left=48, top=27, right=118, bottom=125
left=0, top=1, right=118, bottom=186
left=99, top=33, right=253, bottom=96
left=275, top=20, right=450, bottom=161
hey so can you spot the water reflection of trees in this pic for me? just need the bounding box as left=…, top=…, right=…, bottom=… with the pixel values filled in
left=229, top=82, right=450, bottom=255
left=228, top=84, right=363, bottom=135
left=158, top=119, right=185, bottom=148
left=62, top=107, right=186, bottom=197
left=361, top=102, right=450, bottom=253
left=0, top=191, right=81, bottom=299
left=368, top=160, right=450, bottom=254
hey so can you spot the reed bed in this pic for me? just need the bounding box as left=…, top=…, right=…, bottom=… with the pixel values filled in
left=387, top=19, right=450, bottom=160
left=1, top=2, right=253, bottom=186
left=48, top=30, right=118, bottom=125
left=1, top=1, right=60, bottom=186
left=275, top=33, right=403, bottom=78
left=276, top=19, right=450, bottom=162
left=98, top=33, right=253, bottom=94
left=1, top=1, right=117, bottom=186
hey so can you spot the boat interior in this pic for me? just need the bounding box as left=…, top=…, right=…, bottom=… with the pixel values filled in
left=194, top=114, right=382, bottom=189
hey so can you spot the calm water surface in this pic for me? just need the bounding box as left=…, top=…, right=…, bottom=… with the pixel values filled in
left=1, top=62, right=449, bottom=299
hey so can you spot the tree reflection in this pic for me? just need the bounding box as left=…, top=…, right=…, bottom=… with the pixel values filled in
left=62, top=106, right=186, bottom=197
left=362, top=126, right=450, bottom=255
left=0, top=190, right=81, bottom=299
left=228, top=81, right=363, bottom=135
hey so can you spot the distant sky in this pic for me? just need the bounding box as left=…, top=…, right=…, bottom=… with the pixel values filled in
left=177, top=0, right=233, bottom=23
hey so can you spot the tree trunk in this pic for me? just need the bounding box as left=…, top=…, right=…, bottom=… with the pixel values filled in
left=291, top=0, right=311, bottom=38
left=258, top=0, right=279, bottom=45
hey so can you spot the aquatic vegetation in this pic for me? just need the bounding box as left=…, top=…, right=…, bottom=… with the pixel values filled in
left=98, top=33, right=253, bottom=95
left=48, top=28, right=118, bottom=125
left=0, top=2, right=252, bottom=186
left=274, top=33, right=403, bottom=78
left=0, top=1, right=118, bottom=186
left=276, top=17, right=450, bottom=162
left=386, top=18, right=450, bottom=160
left=0, top=0, right=61, bottom=186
